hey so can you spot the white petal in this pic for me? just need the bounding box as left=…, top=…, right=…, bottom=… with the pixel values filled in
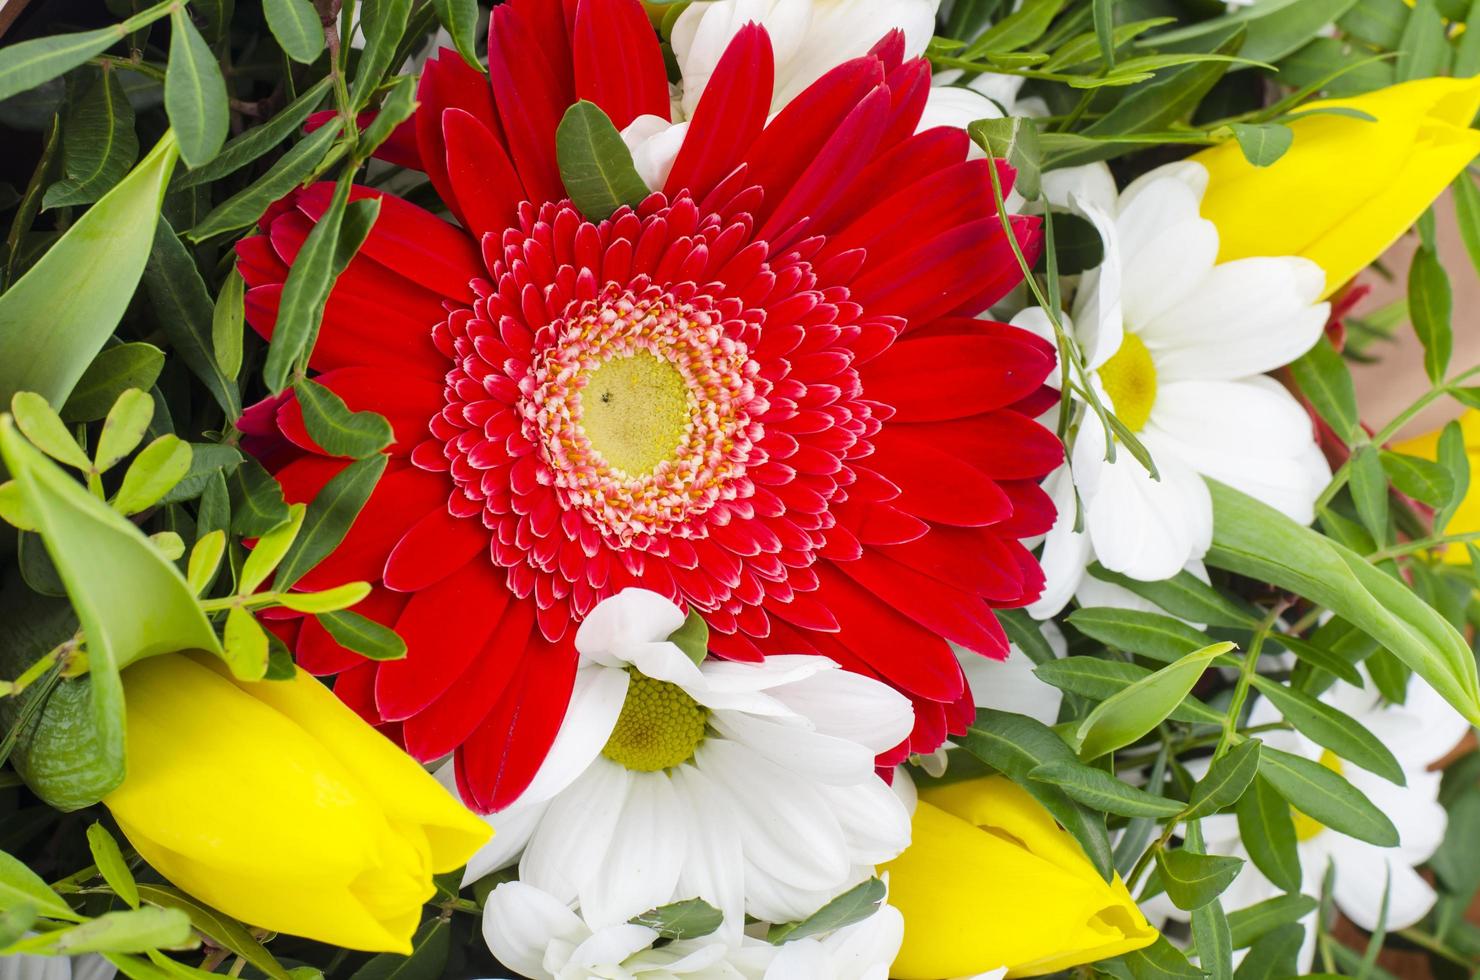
left=957, top=643, right=1062, bottom=725
left=482, top=881, right=588, bottom=980
left=1068, top=195, right=1124, bottom=370
left=1115, top=177, right=1218, bottom=328
left=763, top=939, right=832, bottom=980
left=568, top=923, right=662, bottom=973
left=1042, top=162, right=1118, bottom=214
left=521, top=760, right=632, bottom=904
left=822, top=902, right=905, bottom=980
left=623, top=115, right=689, bottom=191
left=462, top=795, right=547, bottom=885
left=917, top=85, right=1004, bottom=135
left=670, top=764, right=747, bottom=942
left=763, top=668, right=915, bottom=753
left=580, top=772, right=689, bottom=929
left=1327, top=841, right=1438, bottom=931
left=1118, top=160, right=1209, bottom=213
left=818, top=779, right=913, bottom=864
left=777, top=0, right=939, bottom=106
left=710, top=710, right=875, bottom=785
left=1026, top=465, right=1090, bottom=619
left=520, top=665, right=630, bottom=805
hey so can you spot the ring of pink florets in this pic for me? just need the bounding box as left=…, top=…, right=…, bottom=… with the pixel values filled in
left=523, top=283, right=765, bottom=545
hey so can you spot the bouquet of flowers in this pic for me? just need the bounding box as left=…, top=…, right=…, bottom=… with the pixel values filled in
left=2, top=0, right=1480, bottom=977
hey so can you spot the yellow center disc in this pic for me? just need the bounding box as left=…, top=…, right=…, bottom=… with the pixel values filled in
left=601, top=671, right=709, bottom=772
left=578, top=351, right=691, bottom=476
left=1098, top=333, right=1158, bottom=433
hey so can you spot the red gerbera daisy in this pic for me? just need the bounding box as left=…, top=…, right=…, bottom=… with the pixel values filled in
left=238, top=0, right=1061, bottom=813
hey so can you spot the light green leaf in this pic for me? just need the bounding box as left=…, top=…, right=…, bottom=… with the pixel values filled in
left=1181, top=739, right=1261, bottom=820
left=0, top=849, right=78, bottom=921
left=44, top=65, right=139, bottom=209
left=964, top=0, right=1067, bottom=55
left=1260, top=745, right=1398, bottom=845
left=223, top=607, right=270, bottom=680
left=94, top=388, right=155, bottom=473
left=149, top=532, right=185, bottom=562
left=265, top=0, right=326, bottom=64
left=61, top=344, right=166, bottom=424
left=1156, top=848, right=1244, bottom=911
left=274, top=454, right=388, bottom=589
left=629, top=898, right=724, bottom=941
left=766, top=878, right=885, bottom=944
left=317, top=610, right=407, bottom=661
left=240, top=503, right=307, bottom=593
left=0, top=132, right=178, bottom=408
left=556, top=101, right=652, bottom=222
left=1409, top=245, right=1453, bottom=384
left=1033, top=657, right=1223, bottom=725
left=275, top=581, right=371, bottom=614
left=111, top=436, right=193, bottom=516
left=1289, top=336, right=1358, bottom=443
left=158, top=445, right=243, bottom=507
left=186, top=530, right=226, bottom=595
left=0, top=481, right=36, bottom=531
left=1249, top=676, right=1404, bottom=784
left=212, top=270, right=245, bottom=383
left=87, top=822, right=139, bottom=909
left=11, top=391, right=91, bottom=470
left=1074, top=642, right=1233, bottom=759
left=668, top=609, right=710, bottom=666
left=1084, top=564, right=1258, bottom=628
left=1066, top=607, right=1219, bottom=663
left=433, top=0, right=483, bottom=69
left=1029, top=761, right=1185, bottom=818
left=1228, top=123, right=1293, bottom=167
left=1434, top=420, right=1470, bottom=535
left=294, top=377, right=393, bottom=459
left=1227, top=894, right=1319, bottom=950
left=1114, top=936, right=1203, bottom=980
left=1348, top=444, right=1389, bottom=546
left=165, top=8, right=229, bottom=168
left=1207, top=479, right=1480, bottom=728
left=0, top=27, right=125, bottom=104
left=1454, top=172, right=1480, bottom=281
left=136, top=884, right=289, bottom=980
left=7, top=907, right=192, bottom=956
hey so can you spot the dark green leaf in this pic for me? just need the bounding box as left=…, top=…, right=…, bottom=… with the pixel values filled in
left=349, top=916, right=449, bottom=980
left=965, top=0, right=1068, bottom=55
left=1397, top=0, right=1447, bottom=80
left=556, top=101, right=652, bottom=222
left=1000, top=608, right=1059, bottom=666
left=1228, top=894, right=1319, bottom=950
left=1040, top=210, right=1105, bottom=276
left=1029, top=761, right=1185, bottom=818
left=351, top=0, right=414, bottom=109
left=1234, top=923, right=1304, bottom=979
left=1435, top=420, right=1470, bottom=535
left=1182, top=739, right=1261, bottom=820
left=0, top=27, right=123, bottom=104
left=1116, top=936, right=1203, bottom=980
left=188, top=120, right=341, bottom=239
left=766, top=878, right=884, bottom=944
left=356, top=76, right=417, bottom=163
left=166, top=8, right=229, bottom=167
left=227, top=455, right=290, bottom=537
left=1289, top=336, right=1359, bottom=443
left=1157, top=848, right=1244, bottom=911
left=1339, top=0, right=1410, bottom=47
left=630, top=898, right=724, bottom=941
left=1093, top=0, right=1117, bottom=69
left=211, top=269, right=245, bottom=383
left=1249, top=676, right=1404, bottom=784
left=668, top=609, right=710, bottom=666
left=44, top=66, right=138, bottom=209
left=294, top=377, right=393, bottom=458
left=61, top=344, right=165, bottom=423
left=1188, top=828, right=1233, bottom=980
left=1066, top=607, right=1218, bottom=663
left=1269, top=634, right=1363, bottom=688
left=1235, top=774, right=1301, bottom=892
left=432, top=0, right=483, bottom=69
left=1228, top=123, right=1292, bottom=167
left=274, top=455, right=388, bottom=589
left=317, top=610, right=408, bottom=661
left=142, top=218, right=241, bottom=418
left=1409, top=245, right=1453, bottom=384
left=176, top=76, right=334, bottom=188
left=1348, top=444, right=1389, bottom=546
left=1260, top=745, right=1397, bottom=845
left=264, top=0, right=326, bottom=64
left=1085, top=564, right=1258, bottom=628
left=969, top=116, right=1042, bottom=200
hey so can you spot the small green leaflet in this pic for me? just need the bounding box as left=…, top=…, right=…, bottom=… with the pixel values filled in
left=1029, top=761, right=1185, bottom=818
left=1408, top=245, right=1453, bottom=384
left=630, top=898, right=724, bottom=941
left=317, top=610, right=408, bottom=661
left=1156, top=848, right=1244, bottom=911
left=432, top=0, right=483, bottom=70
left=1259, top=745, right=1397, bottom=846
left=556, top=101, right=652, bottom=222
left=668, top=609, right=710, bottom=666
left=1073, top=642, right=1232, bottom=759
left=1180, top=738, right=1261, bottom=820
left=62, top=345, right=166, bottom=424
left=44, top=66, right=138, bottom=209
left=86, top=822, right=139, bottom=909
left=294, top=377, right=394, bottom=459
left=766, top=878, right=884, bottom=944
left=970, top=117, right=1042, bottom=201
left=1228, top=123, right=1293, bottom=167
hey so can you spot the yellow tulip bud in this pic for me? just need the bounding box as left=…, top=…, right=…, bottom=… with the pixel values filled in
left=103, top=655, right=490, bottom=953
left=1194, top=76, right=1480, bottom=299
left=1393, top=409, right=1480, bottom=564
left=883, top=776, right=1156, bottom=979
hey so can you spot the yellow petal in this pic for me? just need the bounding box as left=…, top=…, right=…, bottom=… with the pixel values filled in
left=1195, top=75, right=1480, bottom=299
left=885, top=779, right=1156, bottom=979
left=235, top=664, right=491, bottom=871
left=1393, top=409, right=1480, bottom=563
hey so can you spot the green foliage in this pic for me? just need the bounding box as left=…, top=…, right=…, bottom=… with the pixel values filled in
left=556, top=101, right=653, bottom=221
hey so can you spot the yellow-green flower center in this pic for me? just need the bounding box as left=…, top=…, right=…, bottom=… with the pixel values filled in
left=579, top=351, right=691, bottom=476
left=601, top=671, right=709, bottom=772
left=1292, top=749, right=1344, bottom=842
left=1098, top=333, right=1157, bottom=432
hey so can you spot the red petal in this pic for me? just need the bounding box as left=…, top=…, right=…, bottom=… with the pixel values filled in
left=334, top=661, right=382, bottom=723
left=243, top=283, right=447, bottom=379
left=995, top=479, right=1058, bottom=538
left=665, top=25, right=773, bottom=201
left=868, top=425, right=1012, bottom=527
left=851, top=215, right=1035, bottom=323
left=876, top=525, right=1031, bottom=604
left=442, top=108, right=526, bottom=241
left=894, top=413, right=1062, bottom=478
left=415, top=50, right=502, bottom=227
left=297, top=465, right=451, bottom=592
left=308, top=108, right=422, bottom=169
left=277, top=367, right=442, bottom=458
left=488, top=0, right=573, bottom=206
left=295, top=587, right=410, bottom=675
left=383, top=506, right=489, bottom=592
left=841, top=549, right=1012, bottom=657
left=860, top=334, right=1055, bottom=422
left=572, top=0, right=670, bottom=129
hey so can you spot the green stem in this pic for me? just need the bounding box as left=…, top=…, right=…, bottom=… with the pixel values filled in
left=1213, top=607, right=1283, bottom=761
left=1395, top=928, right=1473, bottom=968
left=1369, top=529, right=1480, bottom=562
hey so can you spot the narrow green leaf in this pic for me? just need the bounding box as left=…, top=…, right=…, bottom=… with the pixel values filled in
left=227, top=455, right=290, bottom=537
left=1409, top=245, right=1453, bottom=384
left=44, top=65, right=138, bottom=209
left=1229, top=123, right=1293, bottom=167
left=166, top=8, right=229, bottom=168
left=135, top=884, right=289, bottom=980
left=1074, top=642, right=1233, bottom=759
left=1453, top=172, right=1480, bottom=281
left=1396, top=0, right=1447, bottom=81
left=1269, top=633, right=1363, bottom=688
left=265, top=0, right=326, bottom=63
left=349, top=916, right=448, bottom=980
left=355, top=75, right=417, bottom=163
left=111, top=436, right=193, bottom=516
left=0, top=850, right=78, bottom=920
left=1033, top=657, right=1223, bottom=725
left=1029, top=761, right=1185, bottom=818
left=999, top=607, right=1061, bottom=666
left=11, top=391, right=91, bottom=470
left=87, top=822, right=139, bottom=909
left=186, top=530, right=226, bottom=595
left=766, top=878, right=885, bottom=944
left=1457, top=0, right=1480, bottom=76
left=1434, top=420, right=1470, bottom=535
left=1066, top=607, right=1218, bottom=663
left=556, top=101, right=652, bottom=222
left=294, top=377, right=393, bottom=458
left=212, top=270, right=245, bottom=383
left=0, top=132, right=178, bottom=408
left=432, top=0, right=483, bottom=69
left=1115, top=936, right=1203, bottom=980
left=158, top=445, right=243, bottom=506
left=176, top=76, right=334, bottom=189
left=351, top=0, right=414, bottom=109
left=965, top=0, right=1068, bottom=55
left=317, top=609, right=408, bottom=660
left=1234, top=923, right=1304, bottom=979
left=1379, top=449, right=1452, bottom=507
left=1227, top=894, right=1319, bottom=949
left=274, top=581, right=372, bottom=614
left=94, top=388, right=155, bottom=473
left=1290, top=337, right=1359, bottom=445
left=0, top=27, right=124, bottom=104
left=240, top=503, right=306, bottom=593
left=222, top=606, right=270, bottom=679
left=1259, top=745, right=1398, bottom=845
left=1181, top=739, right=1261, bottom=820
left=1093, top=0, right=1117, bottom=69
left=274, top=454, right=388, bottom=589
left=1348, top=445, right=1389, bottom=546
left=1249, top=676, right=1404, bottom=784
left=61, top=344, right=165, bottom=424
left=188, top=120, right=342, bottom=240
left=1185, top=823, right=1233, bottom=980
left=630, top=898, right=724, bottom=942
left=6, top=906, right=191, bottom=956
left=1084, top=564, right=1258, bottom=628
left=1156, top=848, right=1244, bottom=911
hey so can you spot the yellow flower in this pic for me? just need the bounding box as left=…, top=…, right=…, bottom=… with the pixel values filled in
left=104, top=655, right=490, bottom=953
left=883, top=776, right=1156, bottom=979
left=1194, top=75, right=1480, bottom=299
left=1393, top=409, right=1480, bottom=564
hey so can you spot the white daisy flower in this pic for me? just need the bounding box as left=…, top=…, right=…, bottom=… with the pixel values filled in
left=1022, top=161, right=1332, bottom=615
left=1146, top=669, right=1471, bottom=970
left=0, top=953, right=115, bottom=980
left=458, top=589, right=914, bottom=935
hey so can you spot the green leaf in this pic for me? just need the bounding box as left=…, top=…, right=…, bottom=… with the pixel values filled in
left=1228, top=123, right=1293, bottom=167
left=142, top=218, right=242, bottom=419
left=275, top=581, right=372, bottom=614
left=1028, top=761, right=1185, bottom=818
left=1339, top=0, right=1410, bottom=47
left=1156, top=848, right=1244, bottom=911
left=1227, top=894, right=1319, bottom=950
left=1234, top=923, right=1304, bottom=980
left=176, top=76, right=334, bottom=189
left=1084, top=564, right=1258, bottom=628
left=1457, top=0, right=1480, bottom=76
left=0, top=849, right=78, bottom=921
left=317, top=609, right=407, bottom=661
left=1379, top=449, right=1453, bottom=508
left=766, top=878, right=885, bottom=944
left=1186, top=825, right=1233, bottom=980
left=668, top=609, right=710, bottom=666
left=1270, top=633, right=1363, bottom=687
left=0, top=26, right=125, bottom=104
left=294, top=377, right=393, bottom=458
left=11, top=391, right=92, bottom=470
left=1033, top=657, right=1223, bottom=725
left=1348, top=444, right=1389, bottom=546
left=1248, top=676, right=1404, bottom=784
left=969, top=116, right=1042, bottom=200
left=0, top=904, right=37, bottom=949
left=1040, top=210, right=1106, bottom=276
left=223, top=607, right=270, bottom=679
left=165, top=8, right=229, bottom=168
left=274, top=454, right=388, bottom=589
left=1434, top=420, right=1470, bottom=535
left=1454, top=173, right=1480, bottom=283
left=44, top=65, right=139, bottom=209
left=1093, top=0, right=1117, bottom=69
left=240, top=503, right=307, bottom=593
left=1181, top=739, right=1261, bottom=820
left=1397, top=0, right=1447, bottom=80
left=1409, top=245, right=1453, bottom=384
left=0, top=481, right=36, bottom=531
left=262, top=180, right=380, bottom=392
left=1115, top=936, right=1203, bottom=980
left=212, top=269, right=245, bottom=383
left=189, top=119, right=342, bottom=240
left=94, top=388, right=155, bottom=473
left=630, top=898, right=724, bottom=941
left=112, top=436, right=193, bottom=516
left=1290, top=337, right=1359, bottom=445
left=0, top=132, right=178, bottom=408
left=999, top=607, right=1060, bottom=666
left=351, top=0, right=414, bottom=109
left=87, top=822, right=139, bottom=909
left=1074, top=642, right=1232, bottom=759
left=965, top=0, right=1068, bottom=55
left=1259, top=745, right=1398, bottom=845
left=556, top=101, right=652, bottom=222
left=227, top=455, right=290, bottom=537
left=959, top=710, right=1114, bottom=880
left=433, top=0, right=483, bottom=69
left=61, top=344, right=166, bottom=424
left=136, top=884, right=289, bottom=980
left=1066, top=607, right=1218, bottom=663
left=158, top=445, right=243, bottom=506
left=186, top=530, right=226, bottom=595
left=355, top=75, right=418, bottom=163
left=265, top=0, right=326, bottom=63
left=1206, top=480, right=1480, bottom=728
left=349, top=916, right=449, bottom=980
left=6, top=906, right=191, bottom=956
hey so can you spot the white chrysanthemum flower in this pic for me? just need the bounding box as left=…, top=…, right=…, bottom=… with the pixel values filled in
left=1145, top=669, right=1471, bottom=970
left=1022, top=161, right=1332, bottom=616
left=457, top=589, right=914, bottom=935
left=483, top=880, right=909, bottom=980
left=0, top=953, right=115, bottom=980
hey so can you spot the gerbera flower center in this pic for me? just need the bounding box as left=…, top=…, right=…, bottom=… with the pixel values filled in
left=1098, top=333, right=1157, bottom=432
left=1291, top=748, right=1344, bottom=841
left=578, top=350, right=691, bottom=476
left=601, top=671, right=709, bottom=772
